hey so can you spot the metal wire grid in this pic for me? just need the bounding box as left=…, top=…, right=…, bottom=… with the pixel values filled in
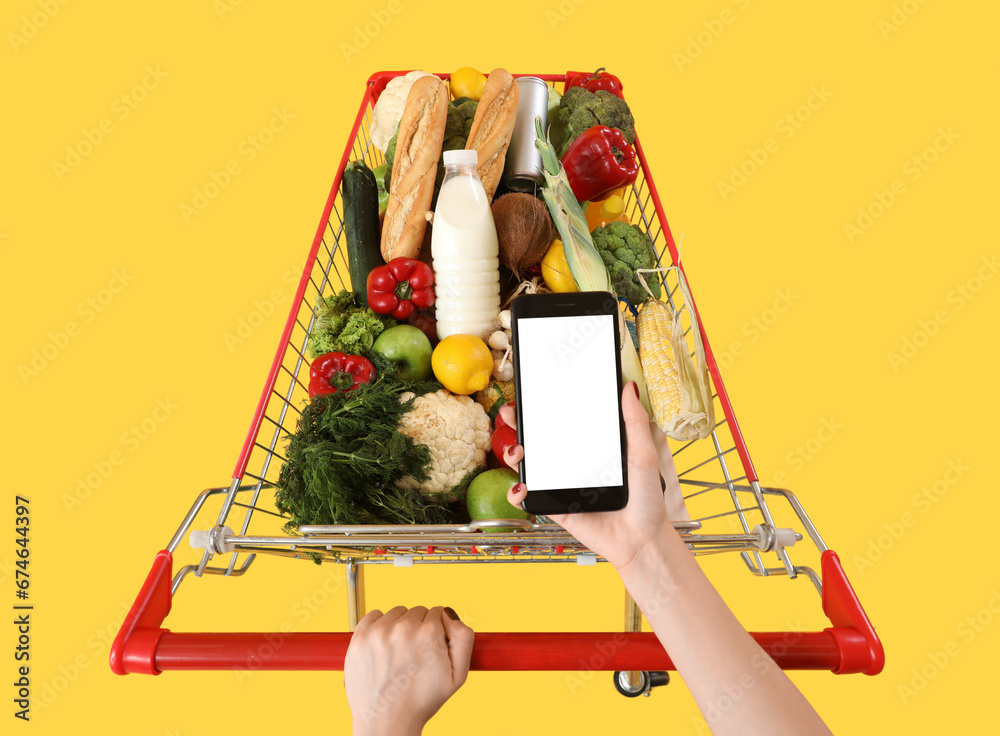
left=184, top=76, right=813, bottom=593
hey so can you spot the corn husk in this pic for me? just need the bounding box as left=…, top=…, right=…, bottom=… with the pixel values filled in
left=636, top=267, right=715, bottom=441
left=533, top=116, right=651, bottom=414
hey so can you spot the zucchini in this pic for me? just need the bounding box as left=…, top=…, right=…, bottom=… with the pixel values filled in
left=342, top=160, right=383, bottom=307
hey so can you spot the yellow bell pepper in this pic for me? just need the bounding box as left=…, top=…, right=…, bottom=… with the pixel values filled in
left=541, top=239, right=579, bottom=293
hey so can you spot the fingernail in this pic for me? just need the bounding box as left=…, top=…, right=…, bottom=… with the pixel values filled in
left=444, top=607, right=460, bottom=620
left=516, top=483, right=527, bottom=495
left=631, top=381, right=640, bottom=399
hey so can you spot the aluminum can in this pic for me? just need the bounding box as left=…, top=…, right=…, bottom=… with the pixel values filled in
left=502, top=76, right=549, bottom=192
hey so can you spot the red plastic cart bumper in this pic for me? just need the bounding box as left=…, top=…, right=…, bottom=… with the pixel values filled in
left=111, top=549, right=883, bottom=676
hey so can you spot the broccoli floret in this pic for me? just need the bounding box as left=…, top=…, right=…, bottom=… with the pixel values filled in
left=557, top=87, right=635, bottom=157
left=431, top=99, right=479, bottom=203
left=443, top=99, right=478, bottom=151
left=591, top=221, right=660, bottom=306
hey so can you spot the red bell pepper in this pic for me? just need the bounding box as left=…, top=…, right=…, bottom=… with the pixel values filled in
left=566, top=68, right=624, bottom=99
left=491, top=404, right=518, bottom=470
left=561, top=125, right=639, bottom=203
left=406, top=310, right=438, bottom=345
left=308, top=352, right=376, bottom=398
left=366, top=257, right=435, bottom=320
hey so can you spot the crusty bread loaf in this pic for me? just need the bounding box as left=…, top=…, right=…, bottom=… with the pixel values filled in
left=465, top=68, right=519, bottom=201
left=381, top=76, right=448, bottom=261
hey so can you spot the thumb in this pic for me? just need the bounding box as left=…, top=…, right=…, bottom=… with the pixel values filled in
left=622, top=382, right=660, bottom=485
left=441, top=608, right=475, bottom=686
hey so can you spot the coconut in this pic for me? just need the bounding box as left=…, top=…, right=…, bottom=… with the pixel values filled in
left=491, top=193, right=554, bottom=276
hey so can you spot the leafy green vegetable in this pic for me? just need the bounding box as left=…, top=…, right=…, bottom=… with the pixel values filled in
left=372, top=162, right=389, bottom=215
left=592, top=221, right=661, bottom=306
left=307, top=290, right=394, bottom=359
left=274, top=360, right=458, bottom=528
left=383, top=127, right=398, bottom=192
left=557, top=86, right=635, bottom=157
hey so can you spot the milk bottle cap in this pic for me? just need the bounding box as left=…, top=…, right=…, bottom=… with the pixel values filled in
left=443, top=149, right=479, bottom=167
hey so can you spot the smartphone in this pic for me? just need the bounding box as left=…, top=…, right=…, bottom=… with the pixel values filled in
left=510, top=291, right=628, bottom=515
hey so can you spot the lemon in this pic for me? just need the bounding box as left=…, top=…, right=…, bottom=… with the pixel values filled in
left=432, top=334, right=493, bottom=395
left=541, top=239, right=579, bottom=293
left=450, top=67, right=487, bottom=101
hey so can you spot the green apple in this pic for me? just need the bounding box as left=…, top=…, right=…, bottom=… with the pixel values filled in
left=371, top=324, right=433, bottom=382
left=467, top=468, right=529, bottom=533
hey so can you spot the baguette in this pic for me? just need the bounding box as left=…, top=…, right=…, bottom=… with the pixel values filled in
left=381, top=75, right=448, bottom=261
left=465, top=68, right=519, bottom=201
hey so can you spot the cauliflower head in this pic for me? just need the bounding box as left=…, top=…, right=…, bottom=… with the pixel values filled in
left=370, top=70, right=435, bottom=152
left=395, top=389, right=491, bottom=500
left=592, top=221, right=661, bottom=306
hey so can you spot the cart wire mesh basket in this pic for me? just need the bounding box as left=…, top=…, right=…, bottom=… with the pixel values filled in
left=111, top=71, right=883, bottom=684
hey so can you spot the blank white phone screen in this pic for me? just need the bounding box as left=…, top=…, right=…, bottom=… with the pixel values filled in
left=517, top=313, right=623, bottom=492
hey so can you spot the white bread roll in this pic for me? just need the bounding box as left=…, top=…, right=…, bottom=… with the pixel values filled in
left=465, top=68, right=519, bottom=201
left=381, top=76, right=448, bottom=261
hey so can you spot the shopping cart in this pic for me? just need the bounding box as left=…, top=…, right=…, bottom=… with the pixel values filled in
left=111, top=71, right=883, bottom=695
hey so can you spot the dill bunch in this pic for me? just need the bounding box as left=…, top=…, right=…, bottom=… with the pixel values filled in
left=274, top=364, right=458, bottom=529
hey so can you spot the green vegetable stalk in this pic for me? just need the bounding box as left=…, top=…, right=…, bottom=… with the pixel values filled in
left=533, top=117, right=651, bottom=414
left=372, top=162, right=389, bottom=215
left=533, top=116, right=610, bottom=293
left=382, top=127, right=398, bottom=191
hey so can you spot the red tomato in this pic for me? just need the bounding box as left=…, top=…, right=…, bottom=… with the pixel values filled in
left=491, top=403, right=518, bottom=469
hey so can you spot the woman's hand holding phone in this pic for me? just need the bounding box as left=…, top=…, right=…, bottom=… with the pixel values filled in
left=506, top=385, right=834, bottom=735
left=503, top=381, right=681, bottom=572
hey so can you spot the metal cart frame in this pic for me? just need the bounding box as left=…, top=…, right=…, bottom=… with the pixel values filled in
left=111, top=71, right=884, bottom=686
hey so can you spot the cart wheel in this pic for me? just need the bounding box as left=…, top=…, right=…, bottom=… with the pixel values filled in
left=613, top=670, right=670, bottom=698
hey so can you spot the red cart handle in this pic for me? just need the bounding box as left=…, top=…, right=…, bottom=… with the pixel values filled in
left=149, top=631, right=841, bottom=672
left=111, top=550, right=883, bottom=676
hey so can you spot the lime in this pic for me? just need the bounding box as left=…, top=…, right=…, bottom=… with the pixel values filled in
left=467, top=468, right=529, bottom=533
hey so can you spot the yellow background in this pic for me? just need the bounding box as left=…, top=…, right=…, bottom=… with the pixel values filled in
left=3, top=0, right=997, bottom=732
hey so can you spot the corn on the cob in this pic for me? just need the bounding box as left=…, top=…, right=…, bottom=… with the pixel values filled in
left=533, top=116, right=651, bottom=414
left=636, top=273, right=714, bottom=441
